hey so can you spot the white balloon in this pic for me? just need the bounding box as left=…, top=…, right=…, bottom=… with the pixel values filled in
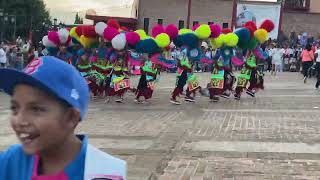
left=42, top=36, right=57, bottom=48
left=112, top=33, right=127, bottom=50
left=95, top=22, right=107, bottom=36
left=58, top=28, right=69, bottom=44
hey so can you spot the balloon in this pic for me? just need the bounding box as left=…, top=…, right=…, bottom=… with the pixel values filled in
left=42, top=35, right=57, bottom=48
left=192, top=24, right=200, bottom=31
left=112, top=33, right=127, bottom=50
left=126, top=32, right=140, bottom=46
left=152, top=24, right=165, bottom=38
left=70, top=27, right=81, bottom=43
left=210, top=34, right=225, bottom=48
left=95, top=22, right=107, bottom=36
left=48, top=31, right=60, bottom=45
left=254, top=29, right=268, bottom=43
left=210, top=24, right=221, bottom=38
left=58, top=28, right=69, bottom=44
left=107, top=19, right=120, bottom=29
left=82, top=25, right=97, bottom=38
left=135, top=29, right=147, bottom=40
left=224, top=33, right=239, bottom=47
left=179, top=28, right=192, bottom=35
left=260, top=19, right=275, bottom=32
left=80, top=35, right=97, bottom=48
left=234, top=27, right=251, bottom=45
left=155, top=33, right=170, bottom=48
left=165, top=24, right=179, bottom=40
left=195, top=24, right=211, bottom=39
left=103, top=26, right=120, bottom=41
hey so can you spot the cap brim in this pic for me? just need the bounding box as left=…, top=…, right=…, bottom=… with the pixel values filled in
left=0, top=68, right=52, bottom=96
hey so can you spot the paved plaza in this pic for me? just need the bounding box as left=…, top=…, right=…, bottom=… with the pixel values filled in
left=1, top=72, right=320, bottom=179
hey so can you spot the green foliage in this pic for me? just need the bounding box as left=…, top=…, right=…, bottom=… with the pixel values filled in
left=1, top=0, right=51, bottom=41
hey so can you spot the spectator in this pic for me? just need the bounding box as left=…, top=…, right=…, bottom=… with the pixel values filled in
left=301, top=44, right=314, bottom=83
left=8, top=47, right=16, bottom=68
left=314, top=43, right=320, bottom=88
left=34, top=46, right=44, bottom=59
left=16, top=48, right=24, bottom=70
left=271, top=45, right=285, bottom=76
left=267, top=45, right=273, bottom=72
left=16, top=36, right=23, bottom=47
left=0, top=45, right=7, bottom=67
left=27, top=47, right=35, bottom=64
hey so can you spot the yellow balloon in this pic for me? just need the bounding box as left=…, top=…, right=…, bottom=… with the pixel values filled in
left=155, top=33, right=170, bottom=48
left=135, top=29, right=147, bottom=40
left=80, top=35, right=97, bottom=48
left=254, top=29, right=268, bottom=44
left=70, top=27, right=81, bottom=42
left=224, top=33, right=239, bottom=47
left=195, top=24, right=211, bottom=40
left=179, top=28, right=192, bottom=35
left=210, top=34, right=225, bottom=48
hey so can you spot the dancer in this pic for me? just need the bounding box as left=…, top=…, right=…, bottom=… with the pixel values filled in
left=234, top=20, right=275, bottom=100
left=170, top=49, right=198, bottom=104
left=135, top=54, right=159, bottom=103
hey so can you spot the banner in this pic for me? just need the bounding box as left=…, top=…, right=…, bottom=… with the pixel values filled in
left=236, top=2, right=281, bottom=39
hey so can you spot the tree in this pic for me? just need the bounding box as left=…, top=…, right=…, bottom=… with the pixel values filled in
left=74, top=13, right=83, bottom=24
left=1, top=0, right=51, bottom=42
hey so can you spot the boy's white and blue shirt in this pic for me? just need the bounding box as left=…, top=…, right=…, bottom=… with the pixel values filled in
left=0, top=135, right=127, bottom=180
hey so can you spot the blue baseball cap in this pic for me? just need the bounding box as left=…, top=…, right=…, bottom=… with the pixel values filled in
left=0, top=56, right=89, bottom=120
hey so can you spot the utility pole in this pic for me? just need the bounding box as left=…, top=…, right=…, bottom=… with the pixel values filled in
left=186, top=0, right=191, bottom=29
left=231, top=0, right=238, bottom=29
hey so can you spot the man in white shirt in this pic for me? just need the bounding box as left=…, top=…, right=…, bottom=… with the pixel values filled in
left=0, top=45, right=7, bottom=67
left=271, top=45, right=285, bottom=75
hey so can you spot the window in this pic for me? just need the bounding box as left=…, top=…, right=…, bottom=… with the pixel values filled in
left=222, top=23, right=228, bottom=29
left=158, top=19, right=163, bottom=25
left=178, top=20, right=184, bottom=29
left=284, top=0, right=310, bottom=11
left=208, top=22, right=213, bottom=25
left=193, top=21, right=199, bottom=26
left=144, top=18, right=149, bottom=34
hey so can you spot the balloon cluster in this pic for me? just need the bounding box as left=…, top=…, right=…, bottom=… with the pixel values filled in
left=42, top=28, right=72, bottom=48
left=234, top=20, right=275, bottom=50
left=135, top=24, right=178, bottom=54
left=69, top=25, right=99, bottom=48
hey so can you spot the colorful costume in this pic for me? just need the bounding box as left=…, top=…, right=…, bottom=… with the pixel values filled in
left=135, top=57, right=158, bottom=103
left=171, top=51, right=199, bottom=104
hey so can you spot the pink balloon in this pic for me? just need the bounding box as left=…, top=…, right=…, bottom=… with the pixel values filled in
left=210, top=24, right=222, bottom=38
left=165, top=24, right=178, bottom=40
left=192, top=24, right=200, bottom=31
left=103, top=26, right=120, bottom=41
left=151, top=24, right=165, bottom=38
left=48, top=31, right=60, bottom=45
left=126, top=32, right=140, bottom=46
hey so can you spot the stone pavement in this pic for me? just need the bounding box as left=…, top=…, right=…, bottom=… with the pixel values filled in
left=1, top=72, right=320, bottom=179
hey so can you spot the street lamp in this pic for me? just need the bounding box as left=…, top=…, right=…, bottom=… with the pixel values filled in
left=0, top=9, right=3, bottom=42
left=53, top=18, right=58, bottom=31
left=11, top=16, right=16, bottom=40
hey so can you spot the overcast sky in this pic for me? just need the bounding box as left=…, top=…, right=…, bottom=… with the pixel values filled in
left=43, top=0, right=134, bottom=24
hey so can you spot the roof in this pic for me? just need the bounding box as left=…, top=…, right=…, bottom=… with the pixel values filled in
left=85, top=14, right=138, bottom=24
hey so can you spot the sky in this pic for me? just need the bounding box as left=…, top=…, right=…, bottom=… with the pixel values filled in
left=43, top=0, right=134, bottom=24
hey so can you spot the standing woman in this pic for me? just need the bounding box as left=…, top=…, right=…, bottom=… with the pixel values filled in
left=301, top=44, right=314, bottom=83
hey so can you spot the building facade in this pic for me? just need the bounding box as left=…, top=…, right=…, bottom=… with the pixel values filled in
left=137, top=0, right=320, bottom=37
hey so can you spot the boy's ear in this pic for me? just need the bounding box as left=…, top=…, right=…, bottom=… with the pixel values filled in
left=65, top=108, right=81, bottom=129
